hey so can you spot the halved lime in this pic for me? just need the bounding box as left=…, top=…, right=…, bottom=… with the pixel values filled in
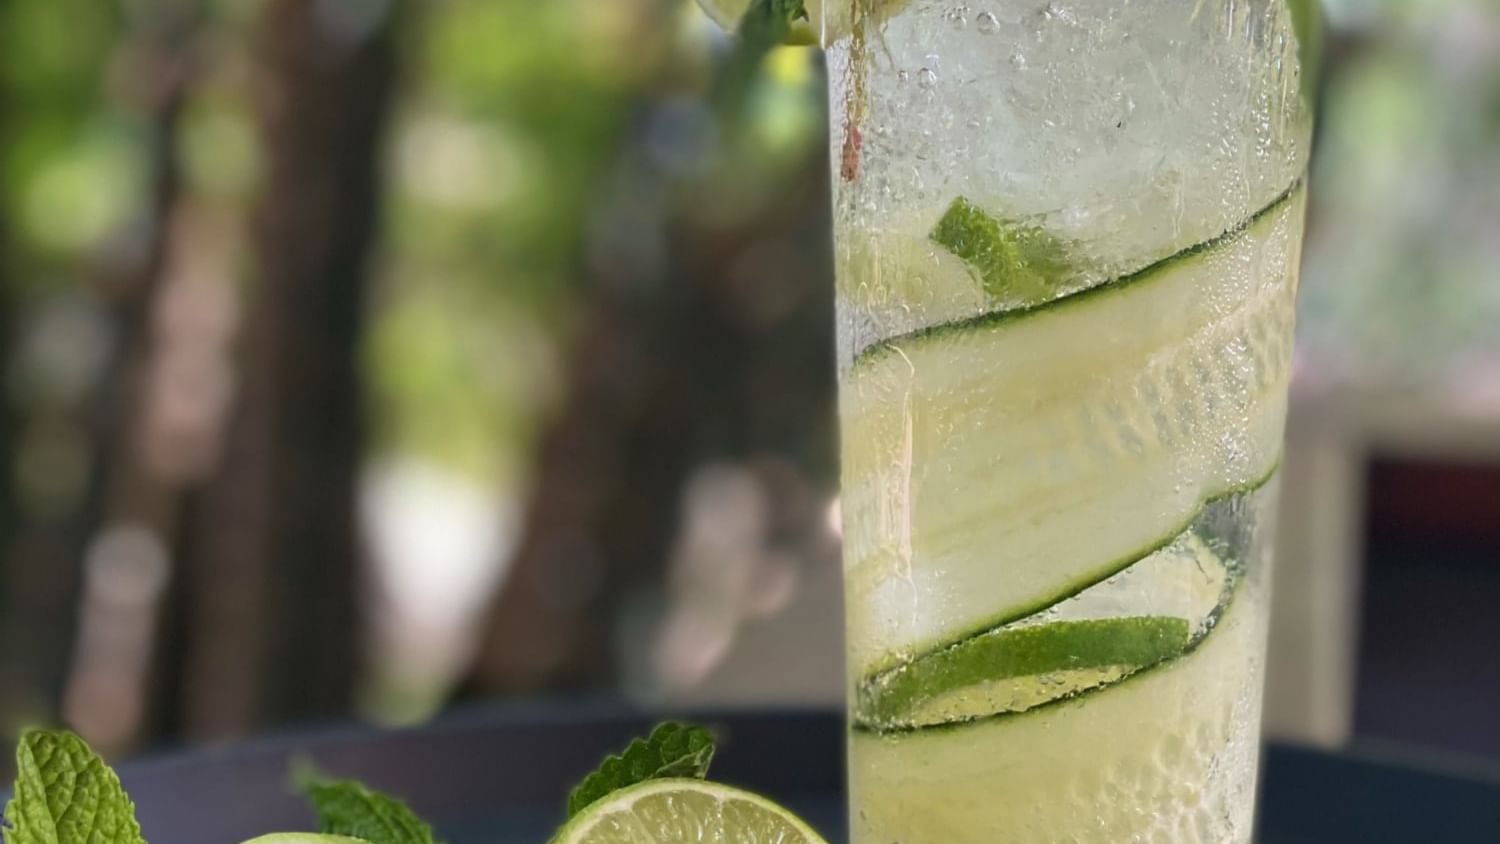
left=240, top=836, right=370, bottom=844
left=550, top=779, right=828, bottom=844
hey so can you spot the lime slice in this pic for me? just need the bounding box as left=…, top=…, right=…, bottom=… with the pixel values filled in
left=860, top=616, right=1190, bottom=728
left=856, top=529, right=1237, bottom=730
left=550, top=779, right=828, bottom=844
left=929, top=196, right=1074, bottom=308
left=695, top=0, right=903, bottom=47
left=240, top=836, right=370, bottom=844
left=849, top=578, right=1267, bottom=843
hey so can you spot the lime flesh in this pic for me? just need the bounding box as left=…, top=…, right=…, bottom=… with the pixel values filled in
left=551, top=779, right=828, bottom=844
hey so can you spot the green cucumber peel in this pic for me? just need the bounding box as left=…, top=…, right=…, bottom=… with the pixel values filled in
left=860, top=179, right=1305, bottom=367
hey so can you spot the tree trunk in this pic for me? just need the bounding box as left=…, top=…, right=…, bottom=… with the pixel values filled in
left=0, top=18, right=23, bottom=729
left=0, top=0, right=94, bottom=739
left=173, top=0, right=399, bottom=738
left=54, top=2, right=200, bottom=755
left=469, top=144, right=838, bottom=693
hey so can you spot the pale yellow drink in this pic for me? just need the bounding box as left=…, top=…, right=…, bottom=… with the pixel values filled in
left=829, top=0, right=1314, bottom=840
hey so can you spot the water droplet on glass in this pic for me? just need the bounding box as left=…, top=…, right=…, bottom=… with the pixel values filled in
left=917, top=67, right=938, bottom=89
left=897, top=69, right=911, bottom=83
left=944, top=6, right=969, bottom=28
left=1010, top=51, right=1028, bottom=69
left=976, top=11, right=1000, bottom=33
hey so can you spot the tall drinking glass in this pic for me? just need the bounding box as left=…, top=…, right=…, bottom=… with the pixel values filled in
left=829, top=1, right=1314, bottom=840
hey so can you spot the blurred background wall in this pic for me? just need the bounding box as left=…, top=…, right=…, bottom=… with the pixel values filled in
left=0, top=0, right=1494, bottom=771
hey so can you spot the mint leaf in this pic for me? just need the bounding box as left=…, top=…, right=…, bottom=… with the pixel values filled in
left=3, top=729, right=146, bottom=844
left=931, top=197, right=1074, bottom=307
left=743, top=0, right=810, bottom=38
left=565, top=722, right=716, bottom=818
left=297, top=772, right=435, bottom=844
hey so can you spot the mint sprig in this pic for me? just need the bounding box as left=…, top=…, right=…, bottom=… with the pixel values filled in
left=0, top=722, right=727, bottom=843
left=296, top=771, right=435, bottom=844
left=715, top=0, right=810, bottom=117
left=744, top=0, right=811, bottom=37
left=3, top=729, right=147, bottom=844
left=564, top=722, right=716, bottom=819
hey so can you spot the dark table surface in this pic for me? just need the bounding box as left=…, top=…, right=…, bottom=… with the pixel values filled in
left=109, top=702, right=1500, bottom=844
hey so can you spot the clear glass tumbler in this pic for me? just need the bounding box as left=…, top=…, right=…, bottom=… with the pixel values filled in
left=829, top=1, right=1315, bottom=840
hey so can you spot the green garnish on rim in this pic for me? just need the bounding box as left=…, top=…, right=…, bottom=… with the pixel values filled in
left=696, top=0, right=908, bottom=47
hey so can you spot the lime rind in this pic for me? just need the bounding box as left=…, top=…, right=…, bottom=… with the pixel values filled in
left=855, top=521, right=1246, bottom=732
left=239, top=836, right=372, bottom=844
left=858, top=616, right=1191, bottom=728
left=853, top=582, right=1251, bottom=738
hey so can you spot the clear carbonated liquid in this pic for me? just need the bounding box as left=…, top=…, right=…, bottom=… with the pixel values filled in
left=830, top=1, right=1312, bottom=840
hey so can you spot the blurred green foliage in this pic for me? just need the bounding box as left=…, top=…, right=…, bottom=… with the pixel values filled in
left=0, top=0, right=831, bottom=529
left=0, top=0, right=139, bottom=273
left=367, top=0, right=667, bottom=475
left=1299, top=2, right=1500, bottom=386
left=369, top=0, right=825, bottom=476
